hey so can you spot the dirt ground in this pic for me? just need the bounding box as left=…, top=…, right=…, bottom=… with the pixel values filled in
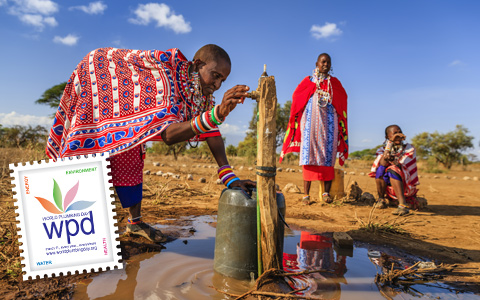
left=1, top=153, right=480, bottom=299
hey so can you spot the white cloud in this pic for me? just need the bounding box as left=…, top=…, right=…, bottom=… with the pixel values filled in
left=129, top=3, right=191, bottom=34
left=6, top=0, right=58, bottom=30
left=69, top=1, right=107, bottom=15
left=219, top=123, right=246, bottom=136
left=310, top=22, right=342, bottom=39
left=449, top=60, right=464, bottom=67
left=0, top=111, right=53, bottom=127
left=53, top=34, right=80, bottom=46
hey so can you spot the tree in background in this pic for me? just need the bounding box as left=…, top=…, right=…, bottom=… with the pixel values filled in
left=149, top=141, right=187, bottom=160
left=411, top=125, right=474, bottom=169
left=0, top=124, right=48, bottom=149
left=237, top=101, right=291, bottom=158
left=225, top=144, right=237, bottom=156
left=35, top=82, right=67, bottom=110
left=349, top=146, right=382, bottom=160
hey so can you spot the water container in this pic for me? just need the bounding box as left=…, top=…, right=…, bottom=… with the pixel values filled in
left=319, top=168, right=345, bottom=200
left=214, top=188, right=286, bottom=279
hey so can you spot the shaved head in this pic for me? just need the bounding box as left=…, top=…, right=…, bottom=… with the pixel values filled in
left=193, top=44, right=231, bottom=66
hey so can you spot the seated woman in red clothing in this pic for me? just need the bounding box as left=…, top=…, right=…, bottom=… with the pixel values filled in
left=369, top=125, right=420, bottom=216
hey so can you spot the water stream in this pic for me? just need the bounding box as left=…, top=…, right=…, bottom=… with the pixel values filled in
left=73, top=216, right=478, bottom=300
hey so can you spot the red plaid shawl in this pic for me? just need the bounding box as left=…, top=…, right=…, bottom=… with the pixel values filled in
left=279, top=76, right=348, bottom=164
left=46, top=48, right=219, bottom=159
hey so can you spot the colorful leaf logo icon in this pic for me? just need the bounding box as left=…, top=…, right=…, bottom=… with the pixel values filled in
left=34, top=179, right=95, bottom=214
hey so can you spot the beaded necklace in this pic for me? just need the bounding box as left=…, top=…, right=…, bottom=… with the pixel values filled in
left=177, top=63, right=215, bottom=119
left=313, top=68, right=333, bottom=108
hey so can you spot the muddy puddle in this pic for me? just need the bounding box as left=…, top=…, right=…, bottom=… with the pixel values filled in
left=73, top=216, right=477, bottom=299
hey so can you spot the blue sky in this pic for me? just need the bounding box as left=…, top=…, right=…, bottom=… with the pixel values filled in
left=1, top=0, right=479, bottom=155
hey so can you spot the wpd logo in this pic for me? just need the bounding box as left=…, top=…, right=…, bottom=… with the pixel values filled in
left=35, top=179, right=96, bottom=244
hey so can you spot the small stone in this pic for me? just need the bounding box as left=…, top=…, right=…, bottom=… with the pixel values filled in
left=182, top=164, right=187, bottom=168
left=452, top=176, right=457, bottom=180
left=144, top=170, right=151, bottom=175
left=349, top=172, right=355, bottom=175
left=239, top=166, right=244, bottom=171
left=433, top=175, right=440, bottom=179
left=187, top=174, right=194, bottom=181
left=248, top=167, right=253, bottom=171
left=359, top=192, right=375, bottom=205
left=277, top=167, right=282, bottom=172
left=299, top=169, right=302, bottom=173
left=153, top=162, right=160, bottom=166
left=162, top=173, right=169, bottom=178
left=344, top=171, right=347, bottom=175
left=417, top=197, right=428, bottom=209
left=199, top=178, right=207, bottom=183
left=216, top=179, right=222, bottom=184
left=473, top=177, right=479, bottom=181
left=444, top=175, right=450, bottom=179
left=359, top=172, right=365, bottom=176
left=463, top=176, right=471, bottom=181
left=291, top=169, right=296, bottom=173
left=156, top=171, right=163, bottom=176
left=174, top=174, right=180, bottom=179
left=160, top=163, right=165, bottom=167
left=282, top=183, right=301, bottom=194
left=231, top=166, right=235, bottom=170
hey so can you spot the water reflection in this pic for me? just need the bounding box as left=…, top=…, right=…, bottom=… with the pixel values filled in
left=283, top=232, right=346, bottom=299
left=73, top=216, right=477, bottom=300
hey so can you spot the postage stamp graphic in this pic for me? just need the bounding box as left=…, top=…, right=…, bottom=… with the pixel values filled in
left=10, top=153, right=122, bottom=280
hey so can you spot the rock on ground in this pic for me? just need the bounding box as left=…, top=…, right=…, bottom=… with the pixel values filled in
left=282, top=183, right=301, bottom=194
left=417, top=197, right=428, bottom=209
left=359, top=192, right=375, bottom=205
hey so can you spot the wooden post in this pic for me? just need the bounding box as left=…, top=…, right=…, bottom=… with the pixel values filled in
left=255, top=75, right=281, bottom=272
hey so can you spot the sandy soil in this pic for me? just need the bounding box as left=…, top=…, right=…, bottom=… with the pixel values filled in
left=1, top=153, right=479, bottom=299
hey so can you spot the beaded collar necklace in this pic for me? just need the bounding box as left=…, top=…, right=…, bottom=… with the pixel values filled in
left=312, top=68, right=333, bottom=108
left=177, top=62, right=215, bottom=119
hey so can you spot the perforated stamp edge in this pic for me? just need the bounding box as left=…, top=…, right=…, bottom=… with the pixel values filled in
left=9, top=153, right=123, bottom=280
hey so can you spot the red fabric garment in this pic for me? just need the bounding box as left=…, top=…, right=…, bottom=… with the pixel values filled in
left=279, top=76, right=348, bottom=165
left=302, top=165, right=334, bottom=181
left=46, top=47, right=220, bottom=160
left=368, top=143, right=419, bottom=198
left=109, top=144, right=144, bottom=186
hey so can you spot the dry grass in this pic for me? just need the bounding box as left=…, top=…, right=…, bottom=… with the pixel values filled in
left=354, top=206, right=408, bottom=235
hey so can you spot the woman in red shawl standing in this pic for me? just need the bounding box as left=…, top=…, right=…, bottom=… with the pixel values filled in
left=280, top=53, right=348, bottom=205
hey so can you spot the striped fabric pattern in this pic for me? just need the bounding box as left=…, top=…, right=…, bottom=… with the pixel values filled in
left=369, top=143, right=419, bottom=197
left=299, top=84, right=338, bottom=167
left=46, top=47, right=219, bottom=159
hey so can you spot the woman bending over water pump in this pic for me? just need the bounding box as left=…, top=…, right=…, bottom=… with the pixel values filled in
left=46, top=44, right=255, bottom=242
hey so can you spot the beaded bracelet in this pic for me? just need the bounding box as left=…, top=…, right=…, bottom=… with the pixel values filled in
left=218, top=165, right=240, bottom=188
left=211, top=105, right=225, bottom=126
left=191, top=111, right=218, bottom=135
